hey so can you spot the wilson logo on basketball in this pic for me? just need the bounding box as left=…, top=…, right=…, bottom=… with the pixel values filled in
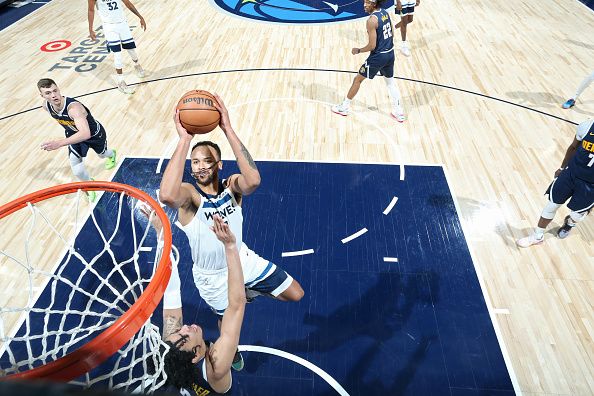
left=183, top=97, right=214, bottom=106
left=211, top=0, right=368, bottom=24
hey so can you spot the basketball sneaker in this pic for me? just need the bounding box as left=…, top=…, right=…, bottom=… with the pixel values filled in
left=391, top=107, right=406, bottom=123
left=87, top=178, right=97, bottom=203
left=105, top=149, right=117, bottom=170
left=400, top=41, right=411, bottom=57
left=232, top=350, right=244, bottom=371
left=557, top=215, right=575, bottom=239
left=134, top=64, right=146, bottom=78
left=561, top=98, right=575, bottom=109
left=119, top=80, right=135, bottom=94
left=331, top=102, right=350, bottom=116
left=516, top=234, right=544, bottom=248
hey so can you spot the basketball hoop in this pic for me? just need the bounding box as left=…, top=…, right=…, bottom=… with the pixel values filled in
left=0, top=181, right=173, bottom=392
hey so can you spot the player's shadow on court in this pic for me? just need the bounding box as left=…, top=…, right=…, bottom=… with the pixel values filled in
left=247, top=271, right=440, bottom=373
left=149, top=59, right=207, bottom=80
left=504, top=91, right=566, bottom=108
left=318, top=336, right=437, bottom=396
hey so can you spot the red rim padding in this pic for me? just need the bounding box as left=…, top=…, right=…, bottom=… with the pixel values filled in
left=0, top=181, right=172, bottom=382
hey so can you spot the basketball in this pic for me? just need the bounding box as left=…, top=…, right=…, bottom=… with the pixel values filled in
left=176, top=90, right=220, bottom=134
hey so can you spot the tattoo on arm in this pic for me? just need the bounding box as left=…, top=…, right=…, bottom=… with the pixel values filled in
left=163, top=315, right=182, bottom=340
left=239, top=142, right=258, bottom=171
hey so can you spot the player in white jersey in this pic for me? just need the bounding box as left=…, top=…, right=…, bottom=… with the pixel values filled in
left=395, top=0, right=420, bottom=56
left=87, top=0, right=146, bottom=94
left=159, top=94, right=304, bottom=370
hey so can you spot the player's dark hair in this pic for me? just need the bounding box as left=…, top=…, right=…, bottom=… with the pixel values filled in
left=37, top=78, right=57, bottom=90
left=163, top=341, right=201, bottom=389
left=191, top=141, right=221, bottom=160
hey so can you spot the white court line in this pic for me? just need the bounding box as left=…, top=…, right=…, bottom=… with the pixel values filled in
left=383, top=197, right=398, bottom=215
left=441, top=166, right=522, bottom=395
left=281, top=249, right=314, bottom=257
left=383, top=257, right=398, bottom=262
left=493, top=308, right=510, bottom=315
left=341, top=228, right=368, bottom=244
left=239, top=345, right=350, bottom=396
left=139, top=247, right=152, bottom=252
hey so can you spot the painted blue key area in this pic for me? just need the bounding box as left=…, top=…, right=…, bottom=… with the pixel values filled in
left=3, top=159, right=514, bottom=395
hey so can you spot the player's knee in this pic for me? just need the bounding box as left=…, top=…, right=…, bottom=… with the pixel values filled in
left=112, top=50, right=123, bottom=69
left=540, top=201, right=561, bottom=219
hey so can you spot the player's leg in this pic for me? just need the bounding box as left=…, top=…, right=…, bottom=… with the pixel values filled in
left=332, top=65, right=369, bottom=116
left=562, top=70, right=594, bottom=109
left=517, top=172, right=573, bottom=247
left=381, top=56, right=405, bottom=122
left=89, top=125, right=117, bottom=170
left=557, top=180, right=593, bottom=238
left=104, top=25, right=134, bottom=94
left=68, top=147, right=96, bottom=202
left=119, top=22, right=145, bottom=78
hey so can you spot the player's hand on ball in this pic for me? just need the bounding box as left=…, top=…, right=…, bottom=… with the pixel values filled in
left=212, top=94, right=232, bottom=134
left=173, top=109, right=193, bottom=141
left=211, top=214, right=236, bottom=247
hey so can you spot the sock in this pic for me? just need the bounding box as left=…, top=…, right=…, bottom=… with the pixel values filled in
left=343, top=98, right=351, bottom=106
left=534, top=227, right=545, bottom=239
left=99, top=149, right=114, bottom=159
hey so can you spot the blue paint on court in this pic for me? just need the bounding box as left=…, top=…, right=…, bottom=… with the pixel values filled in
left=2, top=158, right=515, bottom=395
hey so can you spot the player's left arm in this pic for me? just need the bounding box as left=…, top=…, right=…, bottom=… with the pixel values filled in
left=121, top=0, right=146, bottom=30
left=353, top=16, right=378, bottom=54
left=212, top=94, right=261, bottom=196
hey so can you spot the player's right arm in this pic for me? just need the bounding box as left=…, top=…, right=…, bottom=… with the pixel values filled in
left=159, top=110, right=201, bottom=223
left=87, top=0, right=97, bottom=40
left=205, top=215, right=246, bottom=392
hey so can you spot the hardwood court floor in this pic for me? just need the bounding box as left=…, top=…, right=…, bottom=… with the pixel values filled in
left=0, top=0, right=592, bottom=394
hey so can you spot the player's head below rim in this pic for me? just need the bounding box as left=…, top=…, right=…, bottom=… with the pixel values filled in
left=190, top=141, right=223, bottom=188
left=163, top=323, right=207, bottom=389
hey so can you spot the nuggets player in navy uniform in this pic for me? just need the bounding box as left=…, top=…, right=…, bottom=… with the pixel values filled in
left=161, top=215, right=246, bottom=395
left=38, top=78, right=117, bottom=202
left=332, top=0, right=405, bottom=122
left=517, top=119, right=594, bottom=247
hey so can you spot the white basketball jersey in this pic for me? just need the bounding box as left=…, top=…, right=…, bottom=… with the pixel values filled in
left=96, top=0, right=127, bottom=24
left=178, top=184, right=243, bottom=272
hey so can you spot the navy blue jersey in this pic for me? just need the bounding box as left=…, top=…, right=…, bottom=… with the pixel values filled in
left=46, top=97, right=102, bottom=138
left=371, top=9, right=394, bottom=55
left=569, top=120, right=594, bottom=183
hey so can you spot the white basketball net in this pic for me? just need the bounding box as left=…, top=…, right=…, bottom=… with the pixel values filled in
left=0, top=188, right=174, bottom=393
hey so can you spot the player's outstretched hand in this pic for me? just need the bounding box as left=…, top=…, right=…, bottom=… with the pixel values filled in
left=212, top=94, right=232, bottom=134
left=41, top=140, right=62, bottom=151
left=173, top=108, right=193, bottom=141
left=211, top=214, right=236, bottom=247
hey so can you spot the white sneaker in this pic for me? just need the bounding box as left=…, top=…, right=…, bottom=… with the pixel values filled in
left=134, top=64, right=145, bottom=78
left=331, top=102, right=350, bottom=116
left=117, top=80, right=135, bottom=94
left=391, top=107, right=405, bottom=123
left=516, top=234, right=544, bottom=248
left=400, top=42, right=411, bottom=57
